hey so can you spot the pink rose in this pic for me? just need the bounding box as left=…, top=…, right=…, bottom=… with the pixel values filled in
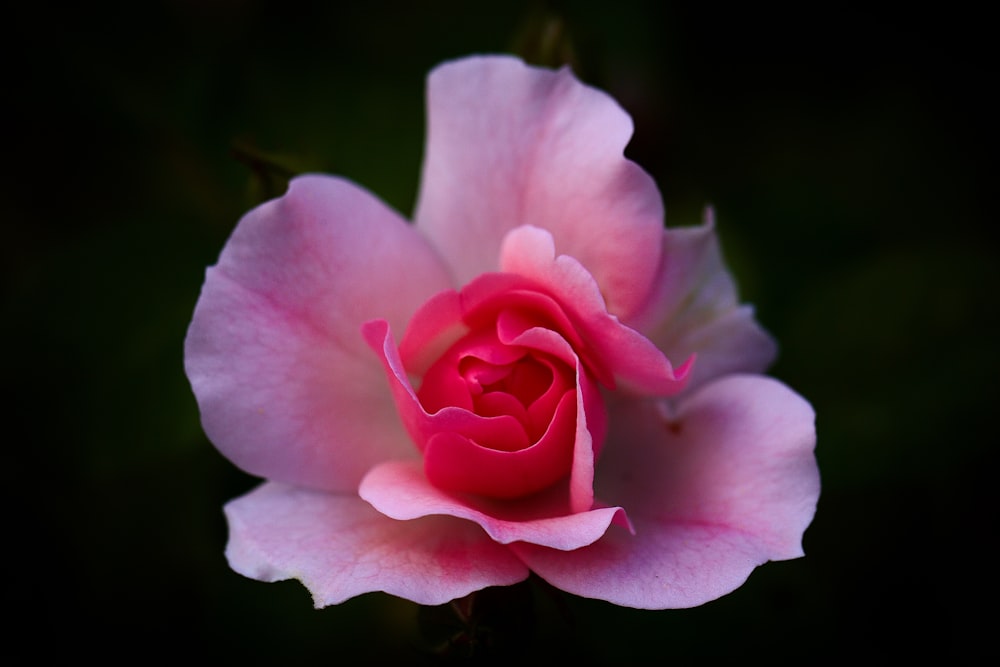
left=185, top=55, right=819, bottom=609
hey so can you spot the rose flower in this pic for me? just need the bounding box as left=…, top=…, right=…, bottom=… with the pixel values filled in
left=185, top=55, right=819, bottom=609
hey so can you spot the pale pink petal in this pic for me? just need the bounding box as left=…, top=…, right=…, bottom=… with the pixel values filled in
left=514, top=375, right=819, bottom=608
left=500, top=225, right=692, bottom=396
left=225, top=482, right=529, bottom=607
left=627, top=214, right=777, bottom=393
left=509, top=519, right=769, bottom=609
left=360, top=461, right=626, bottom=551
left=601, top=375, right=819, bottom=561
left=414, top=55, right=665, bottom=320
left=660, top=305, right=777, bottom=393
left=184, top=175, right=452, bottom=492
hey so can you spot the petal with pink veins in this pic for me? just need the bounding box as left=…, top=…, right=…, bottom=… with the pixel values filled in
left=512, top=375, right=819, bottom=608
left=414, top=55, right=665, bottom=320
left=185, top=175, right=453, bottom=492
left=225, top=482, right=529, bottom=607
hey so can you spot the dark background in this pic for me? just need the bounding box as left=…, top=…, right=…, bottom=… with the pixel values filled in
left=7, top=0, right=995, bottom=662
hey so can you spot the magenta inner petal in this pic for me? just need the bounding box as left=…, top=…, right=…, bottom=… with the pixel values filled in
left=418, top=358, right=476, bottom=413
left=526, top=359, right=574, bottom=439
left=418, top=328, right=524, bottom=413
left=462, top=354, right=553, bottom=406
left=423, top=390, right=577, bottom=498
left=492, top=295, right=583, bottom=348
left=460, top=357, right=514, bottom=390
left=441, top=410, right=531, bottom=452
left=495, top=308, right=580, bottom=369
left=458, top=274, right=545, bottom=326
left=472, top=392, right=529, bottom=434
left=456, top=333, right=528, bottom=366
left=501, top=357, right=552, bottom=406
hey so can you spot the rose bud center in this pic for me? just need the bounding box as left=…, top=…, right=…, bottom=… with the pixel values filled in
left=414, top=321, right=583, bottom=500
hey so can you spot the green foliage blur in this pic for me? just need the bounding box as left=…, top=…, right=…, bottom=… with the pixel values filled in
left=5, top=0, right=995, bottom=662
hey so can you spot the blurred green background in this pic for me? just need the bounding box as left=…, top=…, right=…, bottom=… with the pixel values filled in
left=6, top=0, right=995, bottom=662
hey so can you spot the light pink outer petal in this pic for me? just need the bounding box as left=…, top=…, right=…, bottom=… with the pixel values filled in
left=627, top=215, right=777, bottom=393
left=500, top=225, right=692, bottom=396
left=512, top=375, right=819, bottom=609
left=414, top=55, right=665, bottom=321
left=184, top=175, right=453, bottom=492
left=225, top=482, right=529, bottom=607
left=360, top=461, right=627, bottom=551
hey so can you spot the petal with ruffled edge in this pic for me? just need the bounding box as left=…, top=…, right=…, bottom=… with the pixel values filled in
left=511, top=375, right=819, bottom=609
left=359, top=461, right=629, bottom=551
left=414, top=55, right=664, bottom=321
left=184, top=175, right=453, bottom=492
left=626, top=212, right=777, bottom=393
left=225, top=482, right=529, bottom=607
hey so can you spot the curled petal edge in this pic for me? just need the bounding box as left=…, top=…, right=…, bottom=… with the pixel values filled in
left=500, top=225, right=693, bottom=396
left=360, top=460, right=631, bottom=551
